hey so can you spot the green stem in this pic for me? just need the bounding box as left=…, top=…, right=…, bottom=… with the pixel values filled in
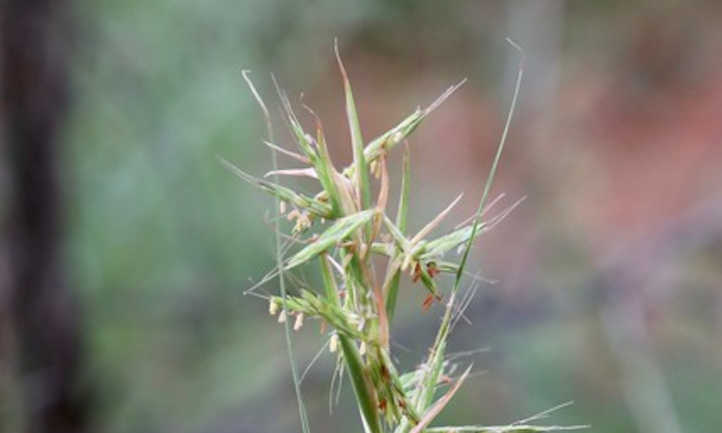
left=242, top=71, right=310, bottom=433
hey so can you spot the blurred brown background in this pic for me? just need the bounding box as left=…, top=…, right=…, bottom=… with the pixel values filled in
left=1, top=1, right=721, bottom=433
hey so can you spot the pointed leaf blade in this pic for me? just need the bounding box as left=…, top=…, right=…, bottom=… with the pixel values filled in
left=335, top=39, right=371, bottom=211
left=339, top=335, right=382, bottom=433
left=285, top=210, right=375, bottom=270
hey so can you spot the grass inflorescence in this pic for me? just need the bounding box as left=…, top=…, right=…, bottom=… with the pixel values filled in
left=226, top=39, right=586, bottom=433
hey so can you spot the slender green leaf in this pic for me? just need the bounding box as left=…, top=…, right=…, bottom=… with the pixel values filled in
left=396, top=143, right=411, bottom=232
left=420, top=223, right=489, bottom=260
left=383, top=215, right=411, bottom=252
left=335, top=39, right=371, bottom=212
left=285, top=210, right=375, bottom=270
left=339, top=335, right=382, bottom=433
left=344, top=79, right=466, bottom=177
left=264, top=140, right=310, bottom=164
left=271, top=74, right=318, bottom=162
left=414, top=339, right=446, bottom=412
left=363, top=108, right=423, bottom=163
left=453, top=38, right=524, bottom=294
left=219, top=158, right=332, bottom=217
left=313, top=120, right=345, bottom=217
left=320, top=253, right=341, bottom=306
left=409, top=365, right=472, bottom=433
left=242, top=70, right=310, bottom=433
left=384, top=265, right=403, bottom=323
left=385, top=144, right=410, bottom=321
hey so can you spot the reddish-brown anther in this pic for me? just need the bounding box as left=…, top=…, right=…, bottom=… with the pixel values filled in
left=422, top=293, right=435, bottom=311
left=378, top=399, right=387, bottom=412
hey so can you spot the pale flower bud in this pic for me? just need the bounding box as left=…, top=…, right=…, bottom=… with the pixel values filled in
left=329, top=334, right=339, bottom=353
left=269, top=299, right=279, bottom=315
left=278, top=310, right=287, bottom=323
left=287, top=209, right=300, bottom=221
left=293, top=313, right=304, bottom=331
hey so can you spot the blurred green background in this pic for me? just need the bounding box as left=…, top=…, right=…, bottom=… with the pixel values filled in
left=2, top=1, right=721, bottom=433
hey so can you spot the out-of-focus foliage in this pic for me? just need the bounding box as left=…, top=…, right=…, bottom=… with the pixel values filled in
left=8, top=1, right=718, bottom=433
